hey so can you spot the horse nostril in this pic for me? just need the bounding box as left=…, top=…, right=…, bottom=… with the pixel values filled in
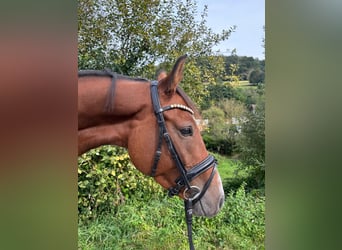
left=219, top=196, right=224, bottom=209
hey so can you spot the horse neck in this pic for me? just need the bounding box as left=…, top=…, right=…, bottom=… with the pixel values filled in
left=78, top=76, right=151, bottom=155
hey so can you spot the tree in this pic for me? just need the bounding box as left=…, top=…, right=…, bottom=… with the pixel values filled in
left=202, top=106, right=232, bottom=154
left=248, top=69, right=265, bottom=84
left=224, top=55, right=264, bottom=81
left=236, top=85, right=265, bottom=188
left=202, top=106, right=226, bottom=140
left=227, top=63, right=240, bottom=86
left=202, top=99, right=247, bottom=155
left=78, top=0, right=235, bottom=105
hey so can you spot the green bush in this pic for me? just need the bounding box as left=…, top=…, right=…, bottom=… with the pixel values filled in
left=236, top=93, right=265, bottom=189
left=79, top=183, right=265, bottom=249
left=78, top=146, right=265, bottom=248
left=202, top=133, right=234, bottom=155
left=248, top=69, right=265, bottom=84
left=78, top=145, right=164, bottom=221
left=222, top=161, right=265, bottom=195
left=225, top=183, right=265, bottom=242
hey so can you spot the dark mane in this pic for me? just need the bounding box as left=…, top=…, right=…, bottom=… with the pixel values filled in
left=78, top=70, right=112, bottom=78
left=78, top=69, right=149, bottom=82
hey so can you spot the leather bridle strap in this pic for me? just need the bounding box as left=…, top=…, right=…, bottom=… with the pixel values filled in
left=150, top=80, right=217, bottom=196
left=168, top=155, right=217, bottom=197
left=150, top=80, right=192, bottom=190
left=184, top=163, right=217, bottom=250
left=150, top=80, right=217, bottom=250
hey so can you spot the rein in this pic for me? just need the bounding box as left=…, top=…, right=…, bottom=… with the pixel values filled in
left=150, top=80, right=217, bottom=250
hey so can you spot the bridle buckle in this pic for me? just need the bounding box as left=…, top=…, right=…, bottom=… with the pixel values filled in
left=183, top=186, right=201, bottom=201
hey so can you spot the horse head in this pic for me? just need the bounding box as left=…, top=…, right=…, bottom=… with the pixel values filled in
left=127, top=55, right=224, bottom=217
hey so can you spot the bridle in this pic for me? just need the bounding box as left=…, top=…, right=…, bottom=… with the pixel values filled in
left=150, top=80, right=218, bottom=250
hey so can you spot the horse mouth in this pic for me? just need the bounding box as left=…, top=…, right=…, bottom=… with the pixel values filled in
left=192, top=195, right=225, bottom=217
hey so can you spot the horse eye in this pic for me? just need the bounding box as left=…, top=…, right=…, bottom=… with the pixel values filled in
left=180, top=126, right=193, bottom=136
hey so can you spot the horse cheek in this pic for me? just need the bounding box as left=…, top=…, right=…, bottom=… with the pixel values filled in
left=127, top=127, right=154, bottom=176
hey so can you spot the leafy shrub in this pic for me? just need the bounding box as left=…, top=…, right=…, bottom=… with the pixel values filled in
left=78, top=145, right=164, bottom=221
left=225, top=183, right=265, bottom=242
left=221, top=159, right=265, bottom=195
left=249, top=69, right=265, bottom=84
left=202, top=133, right=234, bottom=155
left=236, top=94, right=265, bottom=189
left=79, top=183, right=265, bottom=249
left=201, top=99, right=247, bottom=156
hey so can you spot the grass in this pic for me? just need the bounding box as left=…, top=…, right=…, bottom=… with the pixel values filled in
left=78, top=195, right=264, bottom=250
left=238, top=80, right=250, bottom=86
left=211, top=152, right=266, bottom=197
left=78, top=198, right=190, bottom=250
left=78, top=154, right=265, bottom=250
left=211, top=152, right=249, bottom=190
left=222, top=80, right=256, bottom=88
left=212, top=152, right=240, bottom=180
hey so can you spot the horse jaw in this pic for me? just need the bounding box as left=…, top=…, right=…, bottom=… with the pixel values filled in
left=192, top=173, right=225, bottom=217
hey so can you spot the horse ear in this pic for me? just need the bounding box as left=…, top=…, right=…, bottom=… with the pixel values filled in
left=159, top=55, right=187, bottom=96
left=156, top=70, right=167, bottom=82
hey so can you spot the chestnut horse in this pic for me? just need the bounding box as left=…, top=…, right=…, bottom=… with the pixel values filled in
left=78, top=55, right=224, bottom=218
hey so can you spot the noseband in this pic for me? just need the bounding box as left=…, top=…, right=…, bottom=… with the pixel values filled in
left=150, top=81, right=217, bottom=250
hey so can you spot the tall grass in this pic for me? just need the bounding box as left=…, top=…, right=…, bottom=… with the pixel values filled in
left=213, top=152, right=244, bottom=180
left=78, top=153, right=264, bottom=249
left=79, top=185, right=264, bottom=250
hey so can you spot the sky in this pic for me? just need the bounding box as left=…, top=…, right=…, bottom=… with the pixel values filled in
left=197, top=0, right=265, bottom=59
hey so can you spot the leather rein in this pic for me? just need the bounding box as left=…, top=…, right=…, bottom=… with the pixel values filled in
left=150, top=80, right=217, bottom=250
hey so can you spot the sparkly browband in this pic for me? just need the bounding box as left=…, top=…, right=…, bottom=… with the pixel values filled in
left=160, top=104, right=194, bottom=115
